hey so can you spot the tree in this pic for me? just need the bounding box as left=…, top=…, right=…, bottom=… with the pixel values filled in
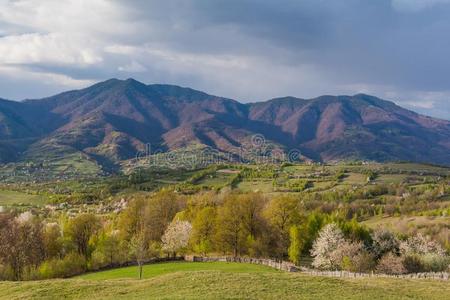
left=371, top=228, right=399, bottom=259
left=0, top=213, right=45, bottom=280
left=338, top=218, right=372, bottom=245
left=288, top=225, right=302, bottom=265
left=19, top=217, right=45, bottom=271
left=264, top=196, right=301, bottom=257
left=400, top=233, right=446, bottom=256
left=143, top=189, right=184, bottom=242
left=65, top=214, right=100, bottom=258
left=240, top=193, right=266, bottom=238
left=300, top=212, right=327, bottom=255
left=215, top=195, right=246, bottom=257
left=91, top=230, right=124, bottom=268
left=117, top=197, right=146, bottom=241
left=310, top=223, right=345, bottom=270
left=129, top=231, right=148, bottom=280
left=161, top=220, right=192, bottom=257
left=376, top=252, right=406, bottom=275
left=43, top=223, right=63, bottom=259
left=329, top=240, right=365, bottom=271
left=191, top=207, right=216, bottom=255
left=0, top=214, right=24, bottom=280
left=399, top=233, right=448, bottom=273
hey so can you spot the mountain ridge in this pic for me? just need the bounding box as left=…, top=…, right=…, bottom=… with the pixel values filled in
left=0, top=78, right=449, bottom=168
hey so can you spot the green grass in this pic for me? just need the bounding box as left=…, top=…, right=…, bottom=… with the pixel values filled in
left=1, top=269, right=450, bottom=299
left=237, top=180, right=274, bottom=193
left=77, top=261, right=276, bottom=280
left=375, top=174, right=407, bottom=184
left=196, top=173, right=235, bottom=188
left=0, top=190, right=47, bottom=206
left=342, top=173, right=366, bottom=185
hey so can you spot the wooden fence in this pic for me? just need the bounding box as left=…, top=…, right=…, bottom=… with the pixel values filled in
left=300, top=269, right=449, bottom=280
left=184, top=256, right=449, bottom=280
left=184, top=256, right=299, bottom=272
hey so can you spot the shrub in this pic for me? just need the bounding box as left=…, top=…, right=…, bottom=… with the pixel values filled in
left=402, top=254, right=425, bottom=273
left=39, top=252, right=86, bottom=279
left=351, top=251, right=376, bottom=273
left=422, top=254, right=449, bottom=272
left=376, top=252, right=406, bottom=275
left=89, top=249, right=108, bottom=270
left=0, top=264, right=14, bottom=281
left=371, top=228, right=399, bottom=258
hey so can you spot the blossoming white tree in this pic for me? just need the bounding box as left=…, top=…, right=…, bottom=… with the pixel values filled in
left=162, top=220, right=192, bottom=257
left=310, top=223, right=345, bottom=270
left=400, top=233, right=445, bottom=256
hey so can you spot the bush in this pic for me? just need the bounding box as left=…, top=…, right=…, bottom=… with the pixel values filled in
left=376, top=252, right=406, bottom=275
left=89, top=249, right=109, bottom=270
left=0, top=264, right=14, bottom=281
left=371, top=229, right=399, bottom=258
left=351, top=251, right=376, bottom=273
left=39, top=252, right=86, bottom=279
left=402, top=254, right=425, bottom=273
left=422, top=254, right=449, bottom=272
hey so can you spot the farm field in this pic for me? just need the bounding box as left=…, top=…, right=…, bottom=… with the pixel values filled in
left=0, top=190, right=47, bottom=207
left=1, top=262, right=449, bottom=299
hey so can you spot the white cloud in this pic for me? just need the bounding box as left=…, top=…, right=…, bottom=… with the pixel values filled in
left=0, top=33, right=102, bottom=65
left=0, top=0, right=131, bottom=35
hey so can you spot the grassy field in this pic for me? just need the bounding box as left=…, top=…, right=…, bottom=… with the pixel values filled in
left=0, top=190, right=47, bottom=207
left=77, top=261, right=277, bottom=280
left=1, top=261, right=449, bottom=299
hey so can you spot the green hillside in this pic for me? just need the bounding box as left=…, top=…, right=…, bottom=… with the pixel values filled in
left=77, top=261, right=276, bottom=280
left=1, top=264, right=449, bottom=299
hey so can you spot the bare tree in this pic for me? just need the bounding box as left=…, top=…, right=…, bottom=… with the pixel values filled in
left=129, top=231, right=148, bottom=279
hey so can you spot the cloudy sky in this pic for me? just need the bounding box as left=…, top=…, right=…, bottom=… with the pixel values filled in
left=0, top=0, right=449, bottom=119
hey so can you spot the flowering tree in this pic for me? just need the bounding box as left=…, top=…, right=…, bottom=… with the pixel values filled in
left=162, top=220, right=192, bottom=257
left=399, top=233, right=448, bottom=272
left=371, top=228, right=400, bottom=258
left=310, top=223, right=344, bottom=270
left=376, top=252, right=406, bottom=275
left=329, top=240, right=365, bottom=271
left=400, top=233, right=445, bottom=256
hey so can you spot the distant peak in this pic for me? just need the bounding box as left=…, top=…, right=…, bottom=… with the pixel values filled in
left=125, top=78, right=141, bottom=83
left=97, top=78, right=144, bottom=86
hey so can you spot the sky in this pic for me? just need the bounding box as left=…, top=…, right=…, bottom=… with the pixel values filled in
left=0, top=0, right=449, bottom=119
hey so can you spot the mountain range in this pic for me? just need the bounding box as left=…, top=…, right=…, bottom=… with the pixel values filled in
left=0, top=78, right=449, bottom=169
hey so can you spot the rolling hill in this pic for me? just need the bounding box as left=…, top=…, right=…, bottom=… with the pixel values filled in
left=0, top=78, right=449, bottom=169
left=1, top=262, right=449, bottom=299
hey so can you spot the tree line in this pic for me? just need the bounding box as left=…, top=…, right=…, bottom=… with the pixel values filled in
left=0, top=189, right=448, bottom=280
